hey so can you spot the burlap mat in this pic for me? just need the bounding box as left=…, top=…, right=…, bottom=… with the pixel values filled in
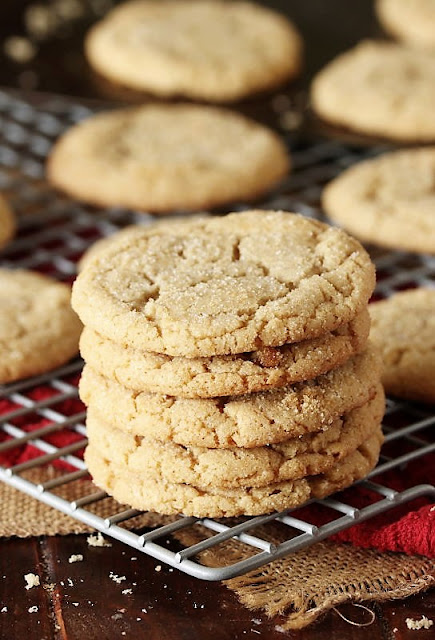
left=1, top=467, right=434, bottom=630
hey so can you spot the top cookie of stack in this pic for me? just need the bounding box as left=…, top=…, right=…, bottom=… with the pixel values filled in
left=74, top=211, right=383, bottom=517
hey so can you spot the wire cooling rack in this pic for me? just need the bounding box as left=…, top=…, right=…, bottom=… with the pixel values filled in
left=0, top=89, right=434, bottom=581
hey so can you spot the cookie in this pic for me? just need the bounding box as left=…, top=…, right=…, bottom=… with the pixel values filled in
left=0, top=269, right=82, bottom=383
left=79, top=346, right=382, bottom=448
left=80, top=309, right=370, bottom=398
left=376, top=0, right=435, bottom=50
left=369, top=289, right=435, bottom=403
left=85, top=432, right=383, bottom=517
left=72, top=211, right=375, bottom=357
left=0, top=194, right=15, bottom=250
left=77, top=216, right=211, bottom=273
left=85, top=0, right=302, bottom=102
left=322, top=148, right=435, bottom=254
left=47, top=104, right=289, bottom=212
left=311, top=40, right=435, bottom=141
left=85, top=385, right=384, bottom=489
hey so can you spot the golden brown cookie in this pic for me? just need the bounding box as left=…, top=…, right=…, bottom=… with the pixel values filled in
left=85, top=431, right=383, bottom=517
left=47, top=105, right=289, bottom=212
left=77, top=218, right=209, bottom=272
left=79, top=309, right=370, bottom=398
left=72, top=211, right=375, bottom=357
left=85, top=386, right=384, bottom=489
left=376, top=0, right=435, bottom=50
left=0, top=194, right=15, bottom=250
left=322, top=148, right=435, bottom=254
left=79, top=346, right=382, bottom=448
left=85, top=0, right=302, bottom=102
left=311, top=40, right=435, bottom=141
left=0, top=269, right=82, bottom=383
left=370, top=288, right=435, bottom=403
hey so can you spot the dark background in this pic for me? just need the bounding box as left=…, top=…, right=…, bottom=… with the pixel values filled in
left=0, top=0, right=380, bottom=100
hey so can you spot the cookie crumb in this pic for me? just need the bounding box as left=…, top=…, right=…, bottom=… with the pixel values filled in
left=72, top=602, right=79, bottom=607
left=154, top=565, right=162, bottom=572
left=111, top=613, right=123, bottom=621
left=24, top=573, right=40, bottom=590
left=28, top=606, right=38, bottom=613
left=68, top=554, right=83, bottom=564
left=109, top=572, right=126, bottom=584
left=406, top=616, right=434, bottom=630
left=122, top=589, right=132, bottom=595
left=1, top=607, right=7, bottom=613
left=87, top=532, right=112, bottom=547
left=141, top=608, right=147, bottom=614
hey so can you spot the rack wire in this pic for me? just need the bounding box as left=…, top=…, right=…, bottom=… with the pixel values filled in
left=0, top=89, right=434, bottom=581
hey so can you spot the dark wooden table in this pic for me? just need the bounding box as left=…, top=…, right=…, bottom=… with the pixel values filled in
left=1, top=533, right=434, bottom=639
left=0, top=2, right=434, bottom=638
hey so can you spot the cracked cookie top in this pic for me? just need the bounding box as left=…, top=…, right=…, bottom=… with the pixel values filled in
left=370, top=288, right=435, bottom=403
left=72, top=211, right=375, bottom=357
left=0, top=269, right=82, bottom=383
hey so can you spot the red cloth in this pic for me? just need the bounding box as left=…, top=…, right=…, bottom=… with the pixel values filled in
left=1, top=384, right=434, bottom=558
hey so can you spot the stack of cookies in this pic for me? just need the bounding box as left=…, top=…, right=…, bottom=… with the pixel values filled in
left=72, top=211, right=384, bottom=518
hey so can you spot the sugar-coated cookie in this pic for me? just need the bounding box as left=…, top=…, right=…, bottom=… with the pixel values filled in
left=85, top=386, right=384, bottom=488
left=80, top=347, right=382, bottom=448
left=80, top=310, right=370, bottom=398
left=85, top=0, right=302, bottom=101
left=311, top=40, right=435, bottom=141
left=0, top=269, right=82, bottom=383
left=47, top=104, right=289, bottom=212
left=85, top=432, right=383, bottom=517
left=370, top=288, right=435, bottom=403
left=72, top=211, right=375, bottom=357
left=322, top=148, right=435, bottom=254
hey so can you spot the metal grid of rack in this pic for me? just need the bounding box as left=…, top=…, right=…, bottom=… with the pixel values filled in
left=0, top=89, right=434, bottom=581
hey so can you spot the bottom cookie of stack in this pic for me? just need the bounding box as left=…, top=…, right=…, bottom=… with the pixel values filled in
left=85, top=388, right=384, bottom=518
left=85, top=433, right=383, bottom=518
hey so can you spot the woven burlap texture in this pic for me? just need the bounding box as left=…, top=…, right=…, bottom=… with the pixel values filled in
left=0, top=467, right=434, bottom=630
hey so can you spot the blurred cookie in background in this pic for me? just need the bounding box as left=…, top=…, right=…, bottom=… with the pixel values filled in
left=370, top=289, right=435, bottom=404
left=376, top=0, right=435, bottom=50
left=47, top=103, right=290, bottom=212
left=322, top=147, right=435, bottom=255
left=311, top=40, right=435, bottom=142
left=0, top=269, right=82, bottom=384
left=85, top=0, right=302, bottom=102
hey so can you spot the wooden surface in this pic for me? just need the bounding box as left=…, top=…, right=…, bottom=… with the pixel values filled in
left=0, top=534, right=434, bottom=639
left=0, top=2, right=434, bottom=638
